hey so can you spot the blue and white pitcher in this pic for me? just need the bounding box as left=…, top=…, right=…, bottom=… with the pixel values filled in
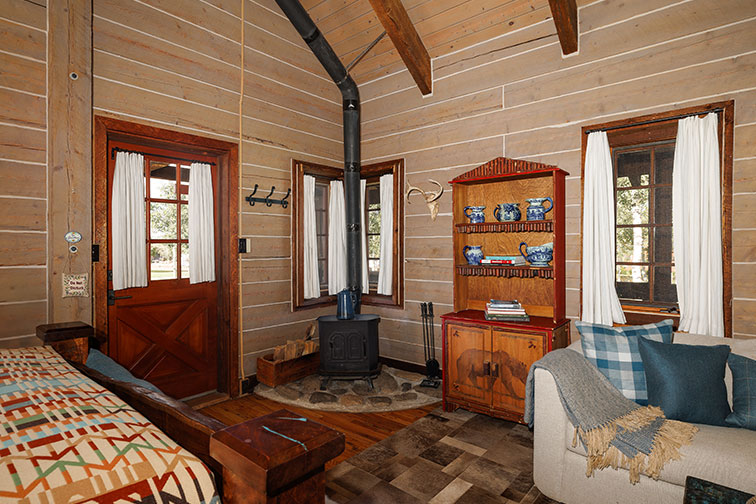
left=494, top=203, right=521, bottom=222
left=525, top=197, right=553, bottom=221
left=462, top=245, right=483, bottom=265
left=463, top=206, right=486, bottom=224
left=519, top=241, right=553, bottom=267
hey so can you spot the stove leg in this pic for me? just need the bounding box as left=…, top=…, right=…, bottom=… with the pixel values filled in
left=320, top=377, right=330, bottom=391
left=365, top=377, right=374, bottom=391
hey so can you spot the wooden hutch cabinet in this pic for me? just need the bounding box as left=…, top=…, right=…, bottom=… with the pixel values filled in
left=442, top=157, right=571, bottom=423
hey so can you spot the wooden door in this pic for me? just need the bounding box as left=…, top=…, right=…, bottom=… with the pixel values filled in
left=107, top=141, right=218, bottom=399
left=491, top=328, right=544, bottom=413
left=445, top=323, right=491, bottom=405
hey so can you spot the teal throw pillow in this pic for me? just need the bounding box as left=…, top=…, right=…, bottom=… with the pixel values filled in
left=576, top=319, right=674, bottom=405
left=86, top=349, right=162, bottom=393
left=725, top=353, right=756, bottom=430
left=638, top=338, right=731, bottom=426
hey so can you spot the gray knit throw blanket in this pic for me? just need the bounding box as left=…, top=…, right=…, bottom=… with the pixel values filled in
left=524, top=349, right=697, bottom=484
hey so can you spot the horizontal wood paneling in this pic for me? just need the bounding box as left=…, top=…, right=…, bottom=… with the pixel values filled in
left=359, top=0, right=756, bottom=365
left=0, top=51, right=46, bottom=95
left=0, top=301, right=46, bottom=339
left=0, top=268, right=46, bottom=303
left=0, top=0, right=47, bottom=30
left=0, top=160, right=46, bottom=198
left=0, top=233, right=46, bottom=266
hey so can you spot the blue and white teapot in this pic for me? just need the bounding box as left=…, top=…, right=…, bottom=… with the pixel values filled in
left=525, top=197, right=553, bottom=221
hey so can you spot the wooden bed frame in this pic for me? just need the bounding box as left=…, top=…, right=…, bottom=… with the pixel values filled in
left=37, top=322, right=344, bottom=504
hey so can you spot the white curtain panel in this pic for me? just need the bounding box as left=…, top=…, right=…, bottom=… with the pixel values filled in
left=377, top=174, right=394, bottom=295
left=327, top=180, right=347, bottom=295
left=188, top=162, right=216, bottom=284
left=112, top=151, right=148, bottom=291
left=582, top=132, right=626, bottom=325
left=673, top=113, right=724, bottom=336
left=302, top=175, right=320, bottom=299
left=361, top=179, right=369, bottom=292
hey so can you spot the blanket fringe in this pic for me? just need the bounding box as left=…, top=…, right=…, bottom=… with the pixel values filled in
left=579, top=407, right=698, bottom=484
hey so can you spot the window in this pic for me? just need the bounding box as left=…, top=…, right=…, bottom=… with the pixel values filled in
left=148, top=160, right=191, bottom=280
left=292, top=159, right=404, bottom=309
left=614, top=142, right=676, bottom=305
left=581, top=101, right=733, bottom=332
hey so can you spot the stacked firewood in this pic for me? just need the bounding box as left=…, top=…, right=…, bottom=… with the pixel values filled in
left=271, top=323, right=318, bottom=361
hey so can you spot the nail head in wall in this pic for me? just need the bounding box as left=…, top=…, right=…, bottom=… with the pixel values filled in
left=69, top=72, right=78, bottom=80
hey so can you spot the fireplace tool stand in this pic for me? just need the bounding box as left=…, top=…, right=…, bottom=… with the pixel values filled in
left=420, top=302, right=441, bottom=388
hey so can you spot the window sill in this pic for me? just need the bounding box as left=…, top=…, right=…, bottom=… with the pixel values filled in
left=619, top=304, right=679, bottom=329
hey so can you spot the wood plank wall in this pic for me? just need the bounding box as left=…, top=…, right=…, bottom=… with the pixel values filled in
left=0, top=0, right=49, bottom=348
left=91, top=0, right=343, bottom=375
left=0, top=0, right=342, bottom=373
left=360, top=0, right=756, bottom=366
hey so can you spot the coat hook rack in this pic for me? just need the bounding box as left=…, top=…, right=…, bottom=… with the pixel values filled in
left=246, top=184, right=290, bottom=208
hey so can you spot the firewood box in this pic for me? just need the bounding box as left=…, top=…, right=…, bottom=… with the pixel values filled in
left=256, top=351, right=320, bottom=387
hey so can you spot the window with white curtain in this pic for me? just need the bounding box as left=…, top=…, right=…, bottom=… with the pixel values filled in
left=581, top=101, right=733, bottom=335
left=291, top=159, right=404, bottom=310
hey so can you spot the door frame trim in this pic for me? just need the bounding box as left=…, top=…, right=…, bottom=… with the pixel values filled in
left=93, top=116, right=240, bottom=397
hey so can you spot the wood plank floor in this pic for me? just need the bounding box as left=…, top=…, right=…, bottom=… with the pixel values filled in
left=199, top=394, right=440, bottom=467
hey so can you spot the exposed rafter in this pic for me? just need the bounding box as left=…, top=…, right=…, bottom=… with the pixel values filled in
left=548, top=0, right=579, bottom=55
left=367, top=0, right=432, bottom=95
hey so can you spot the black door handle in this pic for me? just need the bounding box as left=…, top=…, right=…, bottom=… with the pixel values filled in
left=107, top=290, right=132, bottom=306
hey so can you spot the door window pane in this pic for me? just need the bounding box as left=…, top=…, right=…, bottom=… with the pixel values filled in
left=180, top=204, right=189, bottom=240
left=180, top=243, right=189, bottom=279
left=150, top=162, right=177, bottom=199
left=150, top=202, right=177, bottom=239
left=151, top=243, right=177, bottom=280
left=180, top=165, right=190, bottom=201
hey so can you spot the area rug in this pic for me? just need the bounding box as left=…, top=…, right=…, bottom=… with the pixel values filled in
left=253, top=365, right=442, bottom=413
left=325, top=406, right=559, bottom=504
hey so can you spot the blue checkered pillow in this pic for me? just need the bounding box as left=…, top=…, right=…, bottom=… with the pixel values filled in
left=576, top=319, right=674, bottom=405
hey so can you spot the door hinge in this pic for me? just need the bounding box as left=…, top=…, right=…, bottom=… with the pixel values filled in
left=92, top=244, right=100, bottom=262
left=107, top=270, right=112, bottom=281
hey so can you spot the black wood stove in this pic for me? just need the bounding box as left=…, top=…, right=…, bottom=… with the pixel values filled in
left=317, top=314, right=380, bottom=388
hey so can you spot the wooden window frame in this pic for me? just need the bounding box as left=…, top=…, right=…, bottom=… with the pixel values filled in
left=580, top=100, right=734, bottom=336
left=291, top=159, right=404, bottom=310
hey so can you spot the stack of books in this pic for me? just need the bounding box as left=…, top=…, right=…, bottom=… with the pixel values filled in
left=485, top=299, right=530, bottom=322
left=480, top=255, right=527, bottom=266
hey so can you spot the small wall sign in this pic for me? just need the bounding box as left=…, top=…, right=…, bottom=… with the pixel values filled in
left=64, top=231, right=82, bottom=243
left=63, top=273, right=89, bottom=297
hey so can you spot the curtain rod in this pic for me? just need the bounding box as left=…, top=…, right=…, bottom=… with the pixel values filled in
left=110, top=147, right=216, bottom=166
left=584, top=107, right=724, bottom=134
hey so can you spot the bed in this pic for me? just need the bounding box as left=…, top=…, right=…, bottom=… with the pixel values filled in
left=1, top=323, right=345, bottom=504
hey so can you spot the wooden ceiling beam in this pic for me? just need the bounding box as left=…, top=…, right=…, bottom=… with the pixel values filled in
left=367, top=0, right=432, bottom=95
left=547, top=0, right=578, bottom=55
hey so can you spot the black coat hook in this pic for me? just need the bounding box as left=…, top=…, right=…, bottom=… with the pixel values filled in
left=264, top=186, right=276, bottom=206
left=246, top=184, right=291, bottom=208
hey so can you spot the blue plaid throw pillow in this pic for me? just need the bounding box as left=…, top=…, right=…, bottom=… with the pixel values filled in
left=576, top=319, right=674, bottom=405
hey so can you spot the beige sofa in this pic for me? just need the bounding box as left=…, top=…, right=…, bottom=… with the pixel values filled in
left=532, top=332, right=756, bottom=504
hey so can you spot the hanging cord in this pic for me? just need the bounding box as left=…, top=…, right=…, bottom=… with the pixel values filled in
left=238, top=0, right=246, bottom=381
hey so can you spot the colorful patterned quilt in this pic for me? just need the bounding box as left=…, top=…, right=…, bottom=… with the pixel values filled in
left=0, top=346, right=219, bottom=503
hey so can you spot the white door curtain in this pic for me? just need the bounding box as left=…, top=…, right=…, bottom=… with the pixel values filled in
left=582, top=131, right=627, bottom=325
left=672, top=112, right=724, bottom=337
left=188, top=162, right=216, bottom=284
left=328, top=180, right=347, bottom=295
left=377, top=174, right=393, bottom=295
left=112, top=151, right=148, bottom=291
left=303, top=175, right=320, bottom=299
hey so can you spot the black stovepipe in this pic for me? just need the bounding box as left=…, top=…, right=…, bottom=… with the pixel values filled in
left=275, top=0, right=363, bottom=312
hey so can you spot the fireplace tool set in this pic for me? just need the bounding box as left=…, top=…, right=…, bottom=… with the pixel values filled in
left=420, top=302, right=441, bottom=388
